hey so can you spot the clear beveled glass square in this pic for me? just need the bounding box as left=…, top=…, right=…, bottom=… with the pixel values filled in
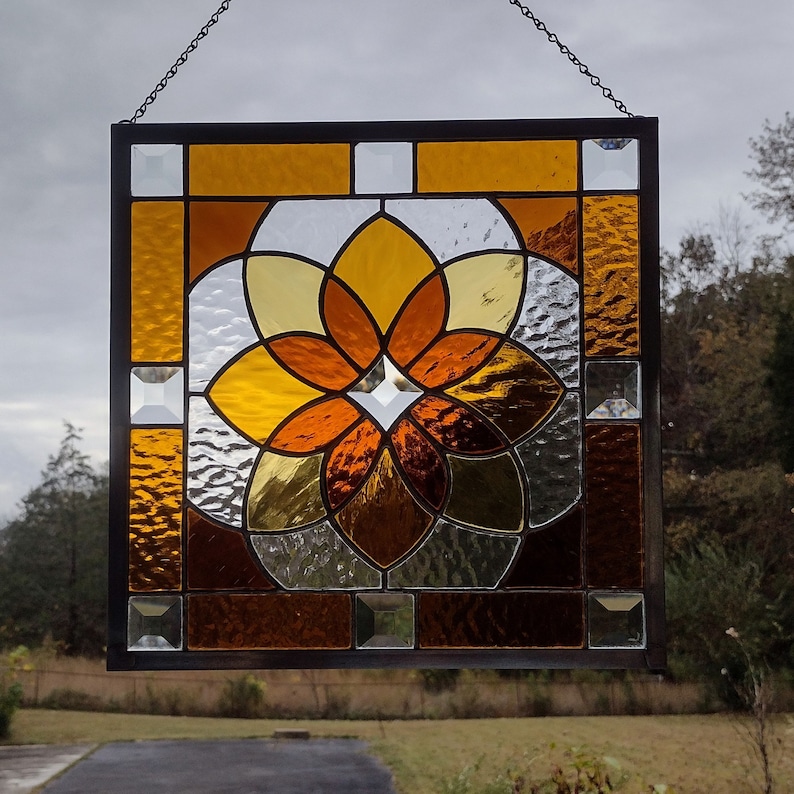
left=131, top=144, right=184, bottom=196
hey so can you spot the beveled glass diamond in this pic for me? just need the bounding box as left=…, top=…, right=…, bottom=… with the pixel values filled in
left=348, top=356, right=423, bottom=430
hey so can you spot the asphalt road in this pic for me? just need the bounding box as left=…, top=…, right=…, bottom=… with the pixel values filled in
left=4, top=738, right=397, bottom=794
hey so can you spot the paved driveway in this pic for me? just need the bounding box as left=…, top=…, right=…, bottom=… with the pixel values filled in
left=40, top=738, right=397, bottom=794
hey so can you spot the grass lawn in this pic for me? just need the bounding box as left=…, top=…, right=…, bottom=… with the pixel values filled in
left=6, top=709, right=794, bottom=793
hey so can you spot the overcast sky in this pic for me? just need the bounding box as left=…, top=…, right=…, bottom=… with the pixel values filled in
left=0, top=0, right=792, bottom=518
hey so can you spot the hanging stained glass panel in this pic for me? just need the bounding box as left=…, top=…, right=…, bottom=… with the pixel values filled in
left=109, top=118, right=663, bottom=670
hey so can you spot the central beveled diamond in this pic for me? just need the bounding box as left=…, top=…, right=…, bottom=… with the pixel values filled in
left=347, top=356, right=423, bottom=430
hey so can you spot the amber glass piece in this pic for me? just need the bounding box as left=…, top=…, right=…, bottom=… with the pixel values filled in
left=269, top=397, right=361, bottom=453
left=409, top=332, right=499, bottom=389
left=325, top=420, right=382, bottom=509
left=187, top=593, right=351, bottom=649
left=446, top=452, right=523, bottom=531
left=131, top=202, right=183, bottom=362
left=247, top=452, right=325, bottom=530
left=129, top=429, right=182, bottom=591
left=411, top=396, right=504, bottom=454
left=268, top=335, right=358, bottom=390
left=585, top=424, right=643, bottom=588
left=189, top=201, right=268, bottom=281
left=417, top=140, right=577, bottom=192
left=498, top=197, right=577, bottom=273
left=444, top=254, right=524, bottom=334
left=418, top=592, right=584, bottom=648
left=335, top=448, right=433, bottom=567
left=209, top=347, right=322, bottom=444
left=247, top=255, right=325, bottom=340
left=332, top=218, right=435, bottom=333
left=583, top=195, right=639, bottom=356
left=388, top=275, right=446, bottom=367
left=391, top=420, right=447, bottom=510
left=189, top=144, right=350, bottom=196
left=445, top=342, right=562, bottom=442
left=186, top=510, right=273, bottom=590
left=505, top=507, right=583, bottom=588
left=323, top=278, right=381, bottom=369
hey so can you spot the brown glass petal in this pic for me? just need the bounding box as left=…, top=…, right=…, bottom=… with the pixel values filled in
left=410, top=395, right=504, bottom=454
left=391, top=419, right=448, bottom=510
left=445, top=342, right=563, bottom=442
left=268, top=335, right=358, bottom=390
left=325, top=420, right=382, bottom=510
left=388, top=274, right=446, bottom=367
left=269, top=397, right=360, bottom=453
left=409, top=332, right=499, bottom=388
left=335, top=448, right=434, bottom=567
left=323, top=278, right=381, bottom=369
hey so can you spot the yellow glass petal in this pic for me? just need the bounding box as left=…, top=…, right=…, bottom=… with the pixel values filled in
left=189, top=143, right=350, bottom=196
left=246, top=256, right=325, bottom=340
left=583, top=195, right=639, bottom=356
left=209, top=347, right=322, bottom=444
left=131, top=202, right=183, bottom=362
left=417, top=140, right=577, bottom=193
left=445, top=342, right=562, bottom=442
left=129, top=428, right=182, bottom=591
left=332, top=218, right=434, bottom=333
left=444, top=254, right=524, bottom=333
left=247, top=452, right=325, bottom=531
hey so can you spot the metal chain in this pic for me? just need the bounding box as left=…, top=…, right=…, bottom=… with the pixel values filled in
left=506, top=0, right=634, bottom=118
left=121, top=0, right=234, bottom=124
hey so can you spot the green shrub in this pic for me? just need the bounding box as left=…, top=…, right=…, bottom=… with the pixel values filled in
left=0, top=646, right=29, bottom=739
left=216, top=674, right=266, bottom=718
left=39, top=688, right=106, bottom=712
left=417, top=668, right=460, bottom=693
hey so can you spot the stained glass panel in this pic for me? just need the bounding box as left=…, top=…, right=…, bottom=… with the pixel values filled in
left=111, top=119, right=661, bottom=670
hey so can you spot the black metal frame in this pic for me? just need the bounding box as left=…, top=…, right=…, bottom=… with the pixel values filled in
left=109, top=117, right=663, bottom=671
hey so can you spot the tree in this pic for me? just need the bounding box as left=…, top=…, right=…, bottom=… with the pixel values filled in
left=747, top=112, right=794, bottom=227
left=0, top=424, right=107, bottom=655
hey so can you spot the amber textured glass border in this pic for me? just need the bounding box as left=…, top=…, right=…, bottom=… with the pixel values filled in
left=109, top=118, right=663, bottom=672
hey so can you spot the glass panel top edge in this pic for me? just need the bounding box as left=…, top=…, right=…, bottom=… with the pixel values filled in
left=112, top=117, right=659, bottom=146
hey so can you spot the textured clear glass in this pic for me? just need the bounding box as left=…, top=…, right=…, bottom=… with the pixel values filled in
left=131, top=144, right=183, bottom=196
left=586, top=361, right=641, bottom=419
left=250, top=522, right=381, bottom=590
left=511, top=258, right=580, bottom=387
left=187, top=397, right=257, bottom=528
left=355, top=142, right=413, bottom=194
left=250, top=199, right=379, bottom=266
left=583, top=139, right=638, bottom=190
left=588, top=592, right=645, bottom=648
left=385, top=198, right=519, bottom=263
left=388, top=521, right=520, bottom=588
left=130, top=367, right=183, bottom=424
left=356, top=593, right=414, bottom=649
left=188, top=259, right=258, bottom=392
left=128, top=596, right=182, bottom=650
left=517, top=392, right=582, bottom=526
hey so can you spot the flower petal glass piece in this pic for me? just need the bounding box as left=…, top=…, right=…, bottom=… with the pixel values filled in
left=111, top=118, right=662, bottom=671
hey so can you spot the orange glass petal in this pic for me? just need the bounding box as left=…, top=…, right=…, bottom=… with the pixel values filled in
left=335, top=449, right=433, bottom=567
left=269, top=398, right=360, bottom=453
left=411, top=396, right=504, bottom=454
left=325, top=420, right=382, bottom=510
left=410, top=332, right=499, bottom=389
left=268, top=335, right=358, bottom=391
left=323, top=278, right=381, bottom=369
left=391, top=420, right=447, bottom=510
left=388, top=275, right=446, bottom=367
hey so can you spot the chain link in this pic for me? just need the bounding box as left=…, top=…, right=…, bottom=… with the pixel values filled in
left=121, top=0, right=234, bottom=124
left=506, top=0, right=634, bottom=118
